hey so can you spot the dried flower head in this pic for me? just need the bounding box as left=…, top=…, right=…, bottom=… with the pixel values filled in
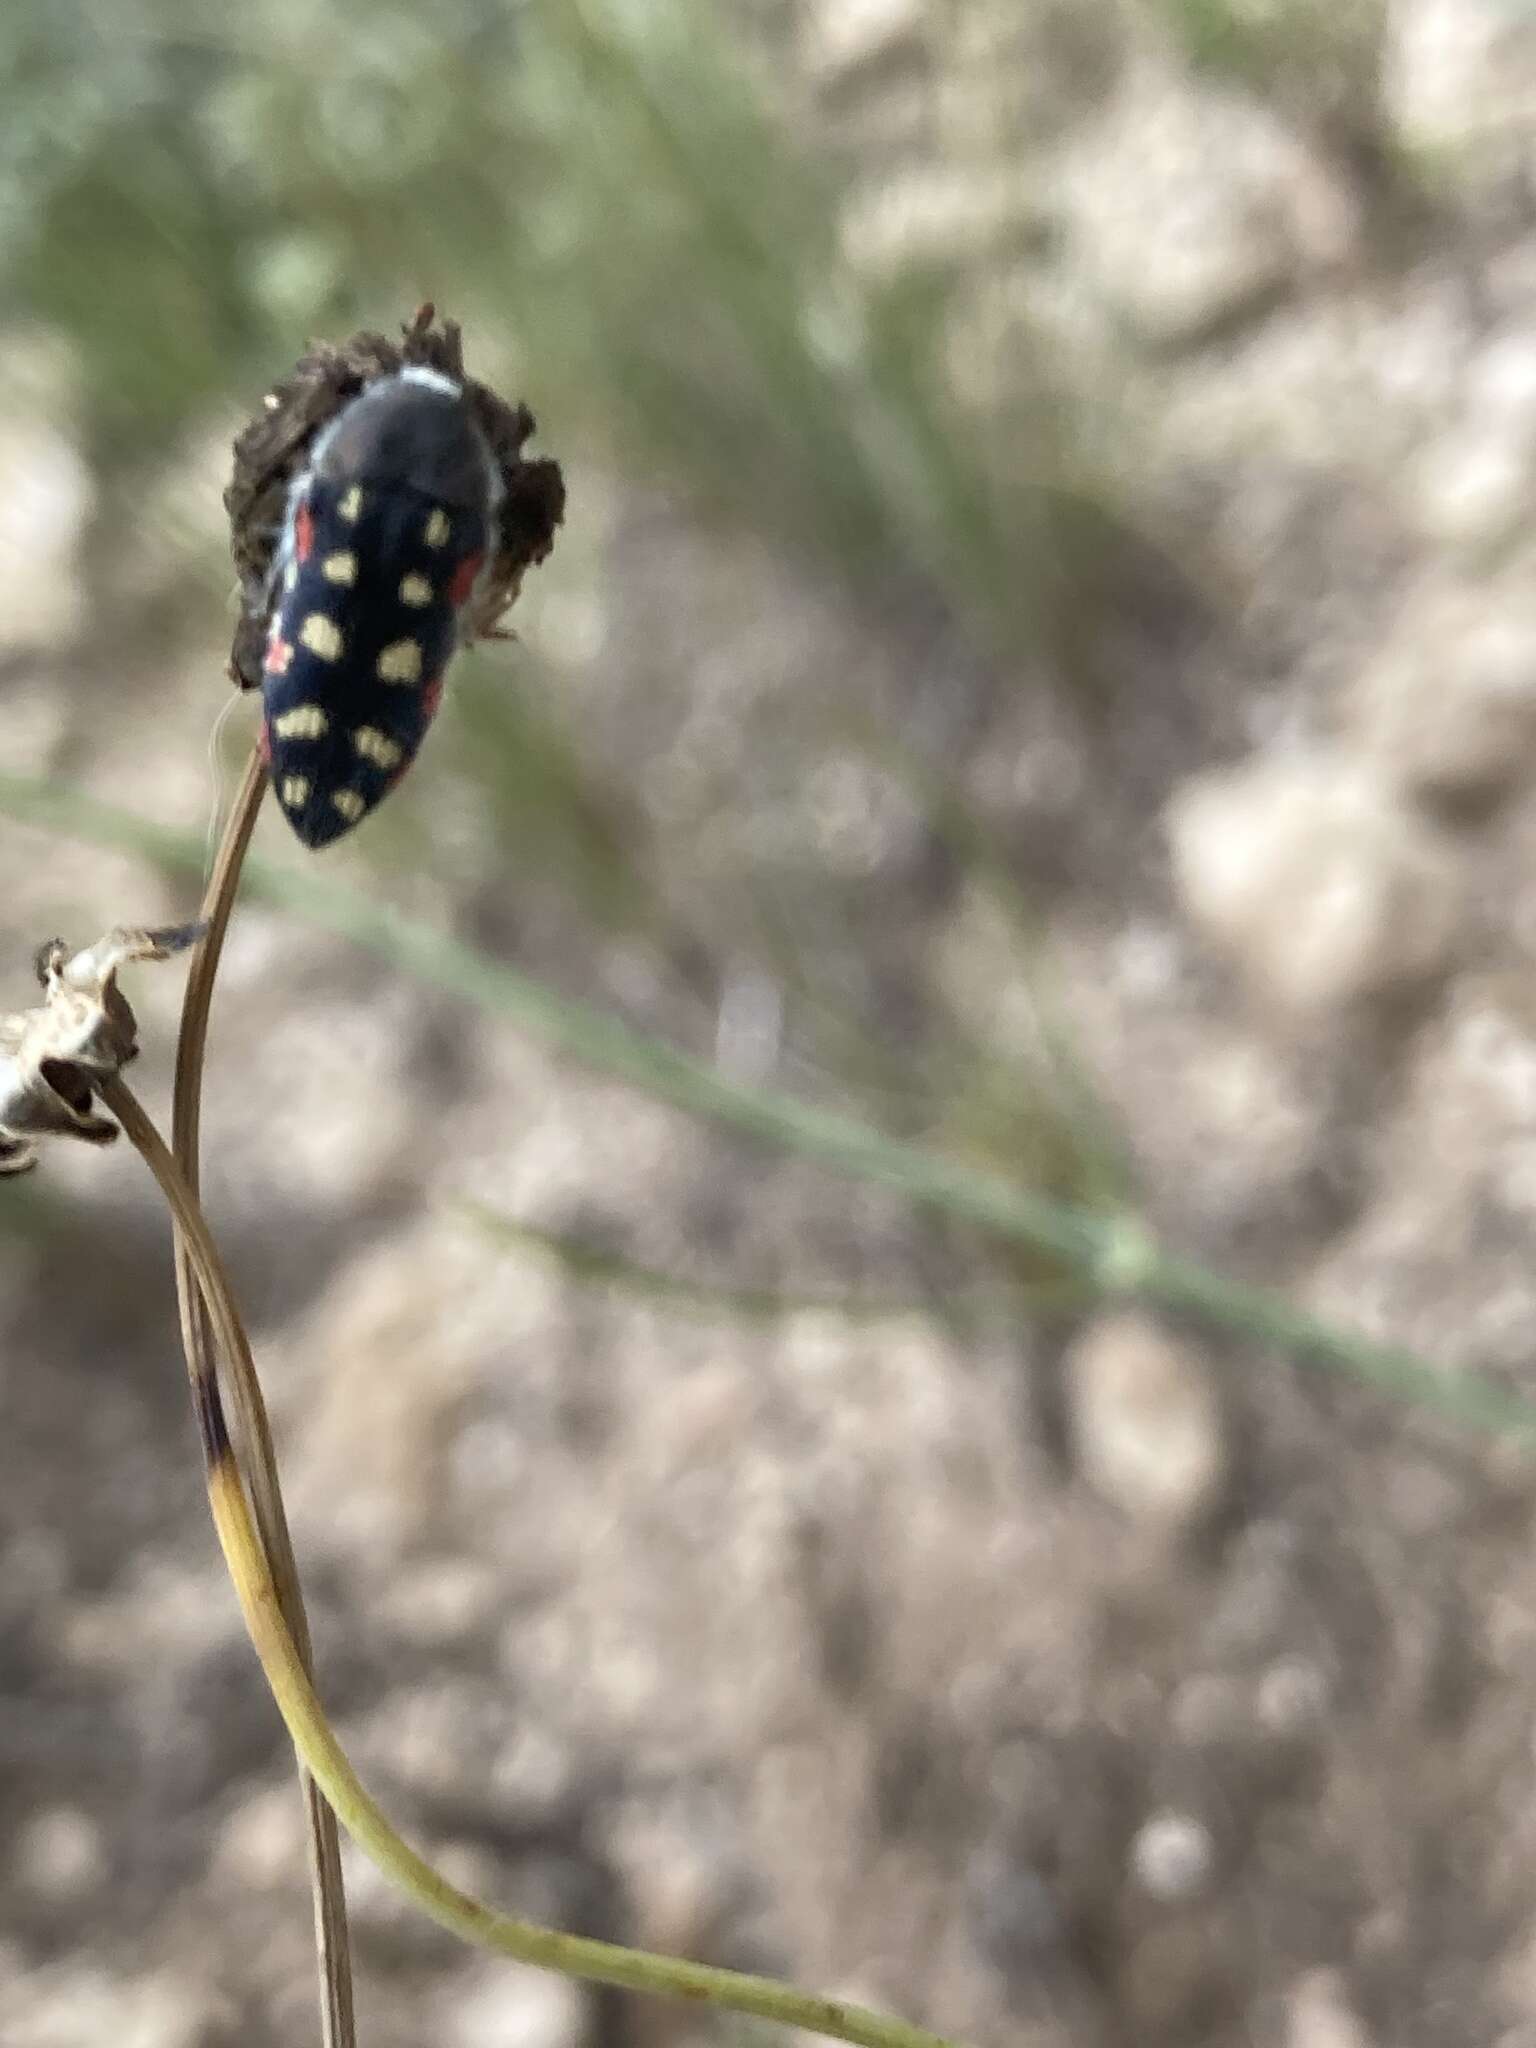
left=0, top=924, right=204, bottom=1171
left=225, top=303, right=565, bottom=692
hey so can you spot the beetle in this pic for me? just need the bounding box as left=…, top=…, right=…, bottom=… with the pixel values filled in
left=260, top=367, right=500, bottom=848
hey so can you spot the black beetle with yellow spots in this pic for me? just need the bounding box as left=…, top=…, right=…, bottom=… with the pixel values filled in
left=260, top=366, right=500, bottom=848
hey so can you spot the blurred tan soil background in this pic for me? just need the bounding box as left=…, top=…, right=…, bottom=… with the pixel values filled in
left=8, top=2, right=1536, bottom=2043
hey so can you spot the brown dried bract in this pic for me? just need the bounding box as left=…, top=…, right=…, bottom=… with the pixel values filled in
left=0, top=924, right=205, bottom=1171
left=225, top=303, right=565, bottom=690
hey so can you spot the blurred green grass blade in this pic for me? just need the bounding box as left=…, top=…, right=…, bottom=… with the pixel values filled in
left=455, top=1198, right=1076, bottom=1327
left=2, top=771, right=1534, bottom=1438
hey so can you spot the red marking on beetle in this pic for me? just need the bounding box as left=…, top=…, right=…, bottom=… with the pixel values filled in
left=264, top=634, right=293, bottom=676
left=447, top=550, right=484, bottom=608
left=295, top=499, right=315, bottom=564
left=422, top=674, right=445, bottom=723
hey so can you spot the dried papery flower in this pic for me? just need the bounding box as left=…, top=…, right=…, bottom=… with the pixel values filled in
left=0, top=924, right=204, bottom=1169
left=225, top=302, right=565, bottom=692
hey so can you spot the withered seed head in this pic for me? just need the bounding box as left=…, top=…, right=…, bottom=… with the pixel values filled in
left=225, top=302, right=565, bottom=690
left=0, top=924, right=205, bottom=1171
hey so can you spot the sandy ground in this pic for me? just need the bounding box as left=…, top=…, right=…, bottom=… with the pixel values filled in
left=10, top=6, right=1536, bottom=2045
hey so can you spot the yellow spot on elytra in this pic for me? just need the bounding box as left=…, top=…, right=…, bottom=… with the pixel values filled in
left=424, top=508, right=451, bottom=548
left=299, top=614, right=344, bottom=662
left=376, top=638, right=422, bottom=684
left=322, top=550, right=358, bottom=586
left=332, top=788, right=367, bottom=824
left=272, top=705, right=329, bottom=741
left=353, top=725, right=404, bottom=770
left=337, top=485, right=364, bottom=522
left=399, top=572, right=433, bottom=607
left=280, top=776, right=311, bottom=808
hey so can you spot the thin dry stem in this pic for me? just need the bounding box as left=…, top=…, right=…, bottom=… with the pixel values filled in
left=170, top=747, right=356, bottom=2048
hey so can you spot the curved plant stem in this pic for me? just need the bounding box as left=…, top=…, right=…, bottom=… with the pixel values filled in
left=173, top=747, right=266, bottom=1192
left=169, top=747, right=357, bottom=2048
left=458, top=1197, right=1092, bottom=1322
left=100, top=1075, right=967, bottom=2048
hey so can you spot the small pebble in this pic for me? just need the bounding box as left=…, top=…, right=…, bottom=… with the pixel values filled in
left=1129, top=1809, right=1215, bottom=1903
left=440, top=1961, right=588, bottom=2048
left=1066, top=1312, right=1227, bottom=1532
left=14, top=1806, right=106, bottom=1903
left=1286, top=1967, right=1377, bottom=2048
left=1350, top=583, right=1536, bottom=805
left=1167, top=751, right=1465, bottom=1018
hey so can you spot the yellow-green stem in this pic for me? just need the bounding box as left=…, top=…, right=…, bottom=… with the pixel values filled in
left=101, top=1075, right=966, bottom=2048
